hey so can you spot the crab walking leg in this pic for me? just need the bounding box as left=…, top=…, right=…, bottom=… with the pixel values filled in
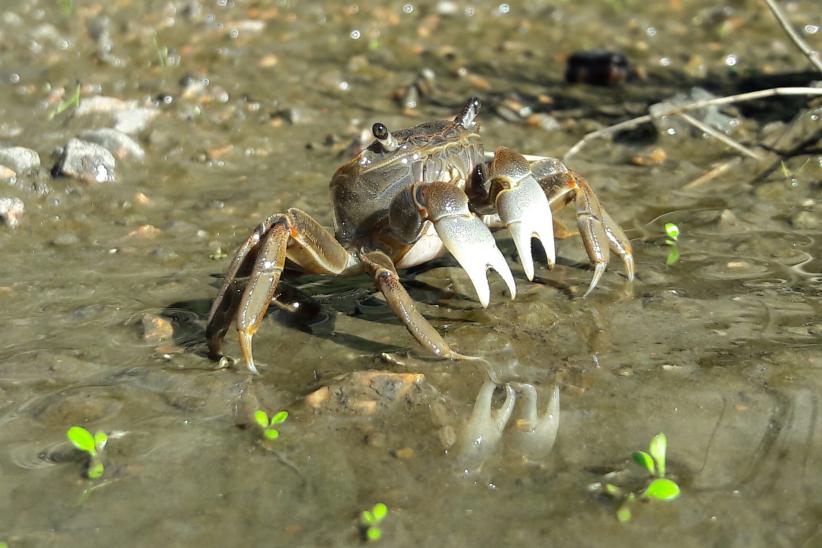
left=361, top=250, right=470, bottom=359
left=534, top=163, right=635, bottom=295
left=206, top=208, right=354, bottom=374
left=485, top=147, right=556, bottom=281
left=390, top=181, right=516, bottom=307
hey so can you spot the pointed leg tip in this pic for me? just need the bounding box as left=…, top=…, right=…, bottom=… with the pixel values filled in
left=583, top=263, right=606, bottom=298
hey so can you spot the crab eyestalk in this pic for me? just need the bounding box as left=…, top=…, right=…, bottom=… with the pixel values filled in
left=487, top=147, right=555, bottom=281
left=455, top=96, right=481, bottom=129
left=372, top=122, right=399, bottom=152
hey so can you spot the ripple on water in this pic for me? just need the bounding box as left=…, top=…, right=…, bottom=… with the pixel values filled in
left=742, top=277, right=789, bottom=289
left=697, top=256, right=775, bottom=281
left=9, top=440, right=80, bottom=470
left=21, top=385, right=125, bottom=427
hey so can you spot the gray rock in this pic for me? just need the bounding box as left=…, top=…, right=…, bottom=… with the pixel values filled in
left=75, top=96, right=136, bottom=116
left=114, top=108, right=159, bottom=134
left=53, top=139, right=116, bottom=183
left=0, top=197, right=24, bottom=228
left=0, top=147, right=40, bottom=174
left=79, top=128, right=144, bottom=160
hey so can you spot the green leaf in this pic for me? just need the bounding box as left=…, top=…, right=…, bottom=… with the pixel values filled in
left=263, top=428, right=280, bottom=440
left=254, top=410, right=269, bottom=428
left=604, top=483, right=623, bottom=497
left=632, top=451, right=655, bottom=476
left=372, top=502, right=388, bottom=521
left=643, top=478, right=680, bottom=501
left=649, top=433, right=667, bottom=477
left=361, top=510, right=374, bottom=525
left=366, top=526, right=382, bottom=541
left=616, top=503, right=632, bottom=523
left=666, top=245, right=680, bottom=266
left=67, top=426, right=96, bottom=455
left=271, top=410, right=288, bottom=425
left=94, top=431, right=108, bottom=450
left=0, top=541, right=8, bottom=548
left=87, top=459, right=105, bottom=479
left=664, top=223, right=680, bottom=241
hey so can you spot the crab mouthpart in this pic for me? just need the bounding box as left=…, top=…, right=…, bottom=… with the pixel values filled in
left=434, top=214, right=516, bottom=307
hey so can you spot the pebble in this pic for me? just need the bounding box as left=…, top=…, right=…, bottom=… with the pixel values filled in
left=791, top=210, right=819, bottom=230
left=76, top=96, right=136, bottom=116
left=114, top=108, right=160, bottom=134
left=53, top=138, right=116, bottom=183
left=629, top=147, right=667, bottom=166
left=79, top=128, right=145, bottom=160
left=0, top=147, right=40, bottom=174
left=0, top=166, right=15, bottom=181
left=141, top=313, right=174, bottom=343
left=0, top=197, right=24, bottom=228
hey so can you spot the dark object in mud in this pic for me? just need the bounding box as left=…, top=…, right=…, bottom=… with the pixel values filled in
left=565, top=50, right=631, bottom=86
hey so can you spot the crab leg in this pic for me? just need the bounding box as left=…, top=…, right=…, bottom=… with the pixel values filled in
left=206, top=208, right=355, bottom=374
left=485, top=147, right=556, bottom=281
left=530, top=159, right=635, bottom=296
left=389, top=181, right=516, bottom=307
left=360, top=250, right=470, bottom=359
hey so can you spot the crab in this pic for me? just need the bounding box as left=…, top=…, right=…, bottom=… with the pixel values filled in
left=206, top=97, right=634, bottom=374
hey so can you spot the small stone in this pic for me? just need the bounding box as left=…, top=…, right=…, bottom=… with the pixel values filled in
left=53, top=139, right=116, bottom=183
left=304, top=386, right=331, bottom=408
left=791, top=210, right=819, bottom=230
left=525, top=113, right=560, bottom=131
left=114, top=108, right=159, bottom=134
left=259, top=54, right=279, bottom=68
left=0, top=197, right=24, bottom=228
left=52, top=233, right=79, bottom=246
left=630, top=147, right=667, bottom=166
left=393, top=447, right=415, bottom=459
left=0, top=147, right=40, bottom=174
left=365, top=431, right=386, bottom=448
left=0, top=165, right=15, bottom=181
left=75, top=96, right=136, bottom=116
left=79, top=128, right=145, bottom=161
left=141, top=313, right=173, bottom=343
left=127, top=224, right=161, bottom=238
left=438, top=425, right=457, bottom=449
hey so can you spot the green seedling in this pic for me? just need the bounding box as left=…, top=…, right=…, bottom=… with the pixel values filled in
left=254, top=409, right=288, bottom=440
left=58, top=0, right=74, bottom=17
left=359, top=502, right=388, bottom=542
left=152, top=33, right=169, bottom=67
left=602, top=432, right=681, bottom=523
left=663, top=222, right=680, bottom=266
left=48, top=83, right=81, bottom=120
left=66, top=426, right=108, bottom=479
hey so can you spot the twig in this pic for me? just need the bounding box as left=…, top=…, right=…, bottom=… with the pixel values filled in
left=763, top=0, right=822, bottom=74
left=563, top=86, right=822, bottom=161
left=681, top=157, right=742, bottom=189
left=678, top=112, right=763, bottom=160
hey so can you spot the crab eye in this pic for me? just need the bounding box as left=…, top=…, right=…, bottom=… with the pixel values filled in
left=372, top=122, right=399, bottom=152
left=372, top=122, right=388, bottom=140
left=455, top=97, right=481, bottom=129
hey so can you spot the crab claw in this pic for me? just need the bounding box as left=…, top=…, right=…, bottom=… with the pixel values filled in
left=487, top=147, right=555, bottom=281
left=510, top=383, right=560, bottom=461
left=457, top=381, right=517, bottom=473
left=435, top=213, right=516, bottom=307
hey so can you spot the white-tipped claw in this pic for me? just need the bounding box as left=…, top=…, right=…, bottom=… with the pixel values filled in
left=496, top=177, right=555, bottom=281
left=583, top=262, right=606, bottom=298
left=510, top=383, right=560, bottom=460
left=435, top=215, right=516, bottom=307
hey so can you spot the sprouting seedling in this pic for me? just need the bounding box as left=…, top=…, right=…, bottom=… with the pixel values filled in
left=359, top=502, right=388, bottom=542
left=66, top=426, right=108, bottom=479
left=663, top=222, right=680, bottom=266
left=152, top=33, right=169, bottom=67
left=603, top=432, right=681, bottom=523
left=254, top=409, right=288, bottom=440
left=48, top=83, right=81, bottom=120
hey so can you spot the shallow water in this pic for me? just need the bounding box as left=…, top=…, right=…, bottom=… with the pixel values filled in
left=1, top=0, right=821, bottom=546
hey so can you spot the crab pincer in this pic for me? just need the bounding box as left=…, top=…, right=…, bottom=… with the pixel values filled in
left=401, top=181, right=517, bottom=308
left=486, top=147, right=556, bottom=281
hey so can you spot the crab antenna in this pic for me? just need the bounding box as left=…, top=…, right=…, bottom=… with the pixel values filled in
left=372, top=122, right=399, bottom=152
left=455, top=97, right=481, bottom=129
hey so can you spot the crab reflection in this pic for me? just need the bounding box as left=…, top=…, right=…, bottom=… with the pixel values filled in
left=457, top=380, right=560, bottom=473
